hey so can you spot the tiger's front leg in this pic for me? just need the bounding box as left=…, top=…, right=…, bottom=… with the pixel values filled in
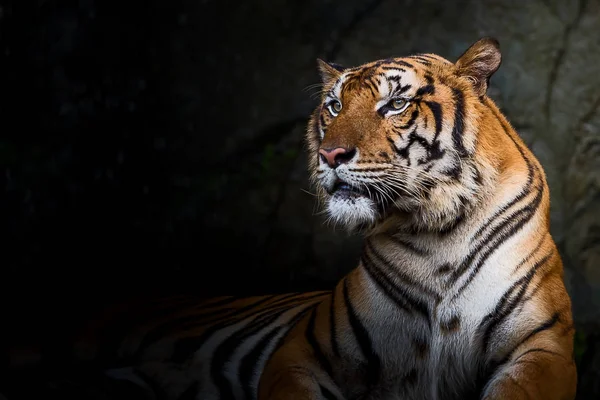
left=257, top=341, right=344, bottom=400
left=257, top=298, right=346, bottom=400
left=482, top=350, right=576, bottom=400
left=481, top=311, right=577, bottom=400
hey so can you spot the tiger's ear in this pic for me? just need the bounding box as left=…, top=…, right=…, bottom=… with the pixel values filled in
left=455, top=37, right=501, bottom=97
left=317, top=59, right=345, bottom=84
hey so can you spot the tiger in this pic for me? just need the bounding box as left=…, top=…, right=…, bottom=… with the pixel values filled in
left=3, top=37, right=577, bottom=400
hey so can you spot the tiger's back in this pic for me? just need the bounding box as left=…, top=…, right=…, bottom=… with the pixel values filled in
left=4, top=292, right=330, bottom=400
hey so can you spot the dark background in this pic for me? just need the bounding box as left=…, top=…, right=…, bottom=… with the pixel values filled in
left=2, top=0, right=599, bottom=398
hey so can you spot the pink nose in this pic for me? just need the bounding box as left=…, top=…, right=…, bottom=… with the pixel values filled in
left=318, top=147, right=356, bottom=168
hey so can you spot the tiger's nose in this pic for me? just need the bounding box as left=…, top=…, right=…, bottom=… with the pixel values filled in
left=318, top=147, right=357, bottom=168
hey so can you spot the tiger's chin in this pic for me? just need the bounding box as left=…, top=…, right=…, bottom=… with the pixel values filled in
left=325, top=185, right=379, bottom=232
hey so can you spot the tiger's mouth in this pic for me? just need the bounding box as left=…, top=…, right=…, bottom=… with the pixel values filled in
left=324, top=178, right=380, bottom=229
left=329, top=179, right=370, bottom=200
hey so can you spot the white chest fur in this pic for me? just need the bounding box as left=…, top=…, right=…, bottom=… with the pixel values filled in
left=352, top=203, right=546, bottom=399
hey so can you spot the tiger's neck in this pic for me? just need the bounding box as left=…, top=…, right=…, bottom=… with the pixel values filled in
left=349, top=98, right=552, bottom=324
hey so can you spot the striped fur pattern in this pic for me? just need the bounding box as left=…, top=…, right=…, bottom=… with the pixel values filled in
left=5, top=38, right=577, bottom=400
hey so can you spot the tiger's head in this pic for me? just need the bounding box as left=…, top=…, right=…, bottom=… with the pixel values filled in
left=306, top=38, right=504, bottom=233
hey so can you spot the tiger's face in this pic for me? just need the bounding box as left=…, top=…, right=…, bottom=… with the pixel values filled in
left=307, top=38, right=502, bottom=232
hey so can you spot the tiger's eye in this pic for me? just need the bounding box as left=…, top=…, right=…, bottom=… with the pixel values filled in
left=392, top=98, right=407, bottom=109
left=332, top=100, right=342, bottom=113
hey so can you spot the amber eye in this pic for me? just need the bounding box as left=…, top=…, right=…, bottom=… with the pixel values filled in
left=332, top=100, right=342, bottom=112
left=391, top=98, right=407, bottom=110
left=327, top=100, right=342, bottom=116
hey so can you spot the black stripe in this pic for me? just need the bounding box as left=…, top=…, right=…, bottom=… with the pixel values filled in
left=340, top=77, right=358, bottom=96
left=313, top=109, right=323, bottom=140
left=252, top=293, right=303, bottom=311
left=426, top=145, right=444, bottom=165
left=472, top=101, right=536, bottom=243
left=239, top=326, right=285, bottom=400
left=361, top=252, right=431, bottom=325
left=409, top=56, right=432, bottom=65
left=391, top=60, right=415, bottom=69
left=398, top=84, right=411, bottom=94
left=442, top=162, right=462, bottom=180
left=361, top=75, right=379, bottom=97
left=519, top=312, right=560, bottom=345
left=361, top=253, right=411, bottom=312
left=367, top=83, right=379, bottom=98
left=95, top=296, right=226, bottom=365
left=329, top=291, right=341, bottom=358
left=471, top=166, right=534, bottom=245
left=474, top=167, right=483, bottom=185
left=367, top=76, right=379, bottom=90
left=513, top=347, right=564, bottom=363
left=367, top=241, right=439, bottom=304
left=365, top=61, right=384, bottom=77
left=450, top=122, right=541, bottom=283
left=422, top=101, right=446, bottom=162
left=450, top=166, right=544, bottom=298
left=399, top=109, right=420, bottom=130
left=450, top=185, right=545, bottom=297
left=387, top=235, right=428, bottom=256
left=511, top=234, right=548, bottom=274
left=451, top=87, right=468, bottom=157
left=168, top=295, right=279, bottom=363
left=385, top=77, right=393, bottom=95
left=320, top=384, right=341, bottom=400
left=387, top=136, right=402, bottom=156
left=347, top=167, right=388, bottom=173
left=522, top=279, right=546, bottom=304
left=306, top=306, right=335, bottom=379
left=479, top=252, right=553, bottom=352
left=424, top=101, right=443, bottom=139
left=436, top=263, right=453, bottom=275
left=493, top=312, right=561, bottom=369
left=381, top=66, right=406, bottom=72
left=211, top=307, right=293, bottom=399
left=272, top=302, right=319, bottom=344
left=251, top=301, right=321, bottom=393
left=342, top=279, right=381, bottom=387
left=133, top=300, right=272, bottom=361
left=438, top=211, right=466, bottom=235
left=415, top=85, right=435, bottom=97
left=267, top=292, right=328, bottom=309
left=392, top=129, right=445, bottom=163
left=386, top=75, right=402, bottom=84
